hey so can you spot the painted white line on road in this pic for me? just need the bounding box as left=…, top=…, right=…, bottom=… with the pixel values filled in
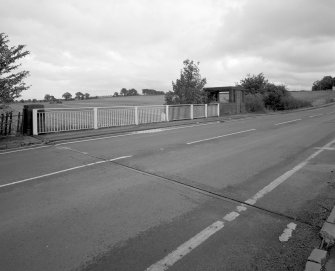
left=186, top=129, right=256, bottom=145
left=0, top=145, right=49, bottom=155
left=245, top=139, right=335, bottom=205
left=0, top=156, right=132, bottom=189
left=55, top=133, right=138, bottom=146
left=223, top=211, right=240, bottom=222
left=145, top=138, right=335, bottom=271
left=279, top=222, right=297, bottom=242
left=146, top=221, right=225, bottom=271
left=315, top=147, right=335, bottom=151
left=56, top=123, right=218, bottom=146
left=274, top=119, right=301, bottom=126
left=56, top=146, right=88, bottom=155
left=244, top=161, right=307, bottom=205
left=236, top=204, right=247, bottom=212
left=309, top=114, right=323, bottom=118
left=325, top=111, right=335, bottom=116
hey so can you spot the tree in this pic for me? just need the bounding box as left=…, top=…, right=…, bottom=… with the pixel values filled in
left=239, top=73, right=304, bottom=111
left=165, top=59, right=207, bottom=105
left=113, top=92, right=119, bottom=97
left=84, top=93, right=90, bottom=99
left=119, top=88, right=138, bottom=96
left=143, top=89, right=165, bottom=95
left=240, top=73, right=268, bottom=94
left=75, top=92, right=84, bottom=100
left=44, top=94, right=51, bottom=101
left=62, top=92, right=72, bottom=100
left=0, top=33, right=30, bottom=103
left=120, top=88, right=128, bottom=96
left=128, top=88, right=138, bottom=96
left=312, top=76, right=334, bottom=90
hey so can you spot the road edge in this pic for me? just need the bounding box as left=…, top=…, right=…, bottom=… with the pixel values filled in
left=304, top=205, right=335, bottom=270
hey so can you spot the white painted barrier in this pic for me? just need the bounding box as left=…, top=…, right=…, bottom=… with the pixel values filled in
left=32, top=103, right=219, bottom=135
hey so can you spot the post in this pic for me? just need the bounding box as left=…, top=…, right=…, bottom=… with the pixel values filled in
left=190, top=104, right=194, bottom=120
left=217, top=103, right=220, bottom=117
left=135, top=106, right=139, bottom=125
left=205, top=104, right=208, bottom=118
left=32, top=109, right=38, bottom=135
left=16, top=112, right=21, bottom=135
left=93, top=108, right=98, bottom=129
left=165, top=105, right=169, bottom=122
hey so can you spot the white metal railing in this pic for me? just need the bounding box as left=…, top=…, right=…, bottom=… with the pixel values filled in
left=32, top=103, right=219, bottom=135
left=207, top=104, right=219, bottom=117
left=98, top=107, right=136, bottom=128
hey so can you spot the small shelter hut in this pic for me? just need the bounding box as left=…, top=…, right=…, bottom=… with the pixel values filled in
left=203, top=86, right=246, bottom=115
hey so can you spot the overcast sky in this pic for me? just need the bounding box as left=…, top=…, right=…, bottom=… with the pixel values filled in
left=1, top=0, right=335, bottom=99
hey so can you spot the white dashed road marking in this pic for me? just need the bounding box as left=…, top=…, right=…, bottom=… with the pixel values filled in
left=145, top=138, right=335, bottom=271
left=275, top=119, right=301, bottom=126
left=146, top=221, right=225, bottom=271
left=0, top=156, right=132, bottom=189
left=0, top=145, right=49, bottom=155
left=55, top=122, right=217, bottom=146
left=56, top=146, right=88, bottom=155
left=279, top=223, right=297, bottom=242
left=314, top=147, right=335, bottom=151
left=309, top=114, right=323, bottom=118
left=186, top=129, right=256, bottom=145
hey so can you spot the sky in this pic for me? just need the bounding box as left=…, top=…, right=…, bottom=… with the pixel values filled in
left=1, top=0, right=335, bottom=100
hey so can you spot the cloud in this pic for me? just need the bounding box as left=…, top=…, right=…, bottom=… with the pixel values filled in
left=206, top=0, right=335, bottom=88
left=1, top=0, right=334, bottom=99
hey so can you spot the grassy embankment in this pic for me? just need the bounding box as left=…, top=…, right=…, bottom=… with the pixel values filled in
left=245, top=90, right=335, bottom=113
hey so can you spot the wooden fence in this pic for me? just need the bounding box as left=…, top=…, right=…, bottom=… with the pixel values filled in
left=0, top=112, right=23, bottom=136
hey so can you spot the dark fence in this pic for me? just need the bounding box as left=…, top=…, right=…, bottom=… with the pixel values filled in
left=0, top=112, right=23, bottom=136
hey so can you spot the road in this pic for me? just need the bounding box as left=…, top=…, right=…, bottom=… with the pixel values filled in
left=1, top=105, right=335, bottom=271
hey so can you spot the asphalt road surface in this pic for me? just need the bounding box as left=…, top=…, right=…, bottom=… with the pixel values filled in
left=1, top=105, right=335, bottom=271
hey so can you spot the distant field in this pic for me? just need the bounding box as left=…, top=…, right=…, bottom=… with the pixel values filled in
left=9, top=95, right=166, bottom=113
left=290, top=90, right=335, bottom=106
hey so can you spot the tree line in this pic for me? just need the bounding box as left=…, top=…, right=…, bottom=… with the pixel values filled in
left=312, top=76, right=335, bottom=91
left=142, top=89, right=164, bottom=95
left=112, top=88, right=165, bottom=97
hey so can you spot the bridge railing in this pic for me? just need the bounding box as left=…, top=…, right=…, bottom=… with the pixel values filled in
left=32, top=103, right=219, bottom=135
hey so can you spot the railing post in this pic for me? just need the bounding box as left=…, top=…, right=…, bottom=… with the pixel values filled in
left=165, top=105, right=169, bottom=122
left=217, top=103, right=220, bottom=117
left=205, top=104, right=208, bottom=118
left=33, top=109, right=38, bottom=135
left=93, top=108, right=98, bottom=129
left=135, top=106, right=139, bottom=125
left=190, top=104, right=194, bottom=120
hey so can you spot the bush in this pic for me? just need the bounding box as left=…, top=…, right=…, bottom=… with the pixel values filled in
left=263, top=84, right=289, bottom=110
left=245, top=94, right=266, bottom=112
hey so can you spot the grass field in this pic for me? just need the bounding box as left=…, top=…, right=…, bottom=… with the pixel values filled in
left=8, top=95, right=166, bottom=113
left=290, top=90, right=335, bottom=106
left=7, top=91, right=335, bottom=114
